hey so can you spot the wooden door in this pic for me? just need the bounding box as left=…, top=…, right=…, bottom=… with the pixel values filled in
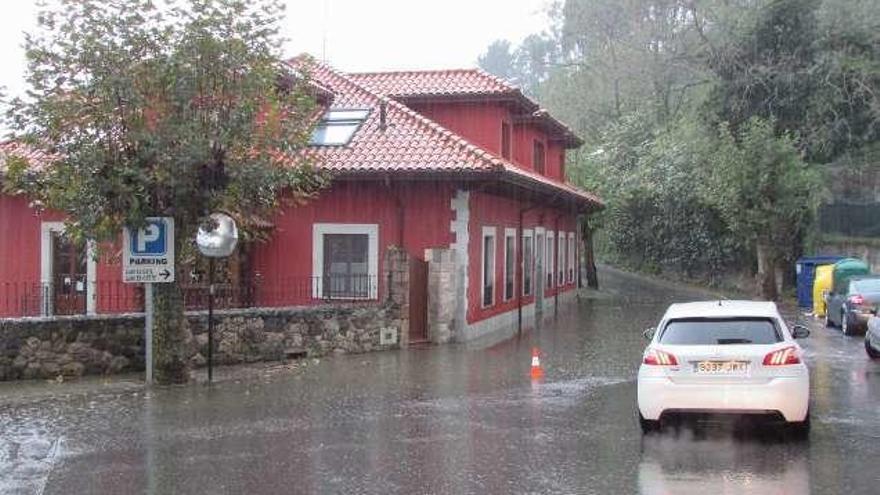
left=409, top=258, right=429, bottom=343
left=52, top=232, right=87, bottom=315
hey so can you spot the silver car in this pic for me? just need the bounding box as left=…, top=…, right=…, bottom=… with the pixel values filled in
left=826, top=276, right=880, bottom=335
left=865, top=315, right=880, bottom=359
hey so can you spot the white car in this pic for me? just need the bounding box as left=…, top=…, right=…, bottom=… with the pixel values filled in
left=637, top=300, right=811, bottom=435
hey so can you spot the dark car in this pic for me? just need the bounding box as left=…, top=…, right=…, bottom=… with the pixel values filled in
left=825, top=275, right=880, bottom=335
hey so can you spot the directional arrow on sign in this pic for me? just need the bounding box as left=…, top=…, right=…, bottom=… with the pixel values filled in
left=160, top=269, right=171, bottom=280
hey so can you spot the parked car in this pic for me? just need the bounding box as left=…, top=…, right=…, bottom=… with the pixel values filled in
left=825, top=275, right=880, bottom=335
left=864, top=314, right=880, bottom=359
left=637, top=300, right=811, bottom=436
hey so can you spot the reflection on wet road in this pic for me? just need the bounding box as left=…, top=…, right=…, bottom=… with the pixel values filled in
left=2, top=268, right=880, bottom=494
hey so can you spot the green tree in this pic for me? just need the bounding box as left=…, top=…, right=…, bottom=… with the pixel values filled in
left=705, top=118, right=821, bottom=300
left=478, top=40, right=516, bottom=81
left=706, top=0, right=820, bottom=139
left=4, top=0, right=328, bottom=383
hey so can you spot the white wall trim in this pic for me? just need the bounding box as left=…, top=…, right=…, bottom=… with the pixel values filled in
left=557, top=231, right=565, bottom=288
left=311, top=223, right=379, bottom=299
left=546, top=230, right=554, bottom=292
left=460, top=302, right=536, bottom=342
left=522, top=229, right=534, bottom=297
left=534, top=227, right=545, bottom=298
left=86, top=240, right=97, bottom=315
left=567, top=232, right=576, bottom=284
left=503, top=227, right=516, bottom=302
left=40, top=222, right=97, bottom=316
left=480, top=226, right=497, bottom=308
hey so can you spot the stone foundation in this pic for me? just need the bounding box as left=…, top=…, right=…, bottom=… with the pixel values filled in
left=0, top=303, right=404, bottom=382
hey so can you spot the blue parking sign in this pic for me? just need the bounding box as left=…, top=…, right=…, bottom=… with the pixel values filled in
left=130, top=219, right=168, bottom=256
left=123, top=217, right=175, bottom=283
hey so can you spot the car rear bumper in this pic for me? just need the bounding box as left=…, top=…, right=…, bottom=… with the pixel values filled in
left=637, top=374, right=809, bottom=423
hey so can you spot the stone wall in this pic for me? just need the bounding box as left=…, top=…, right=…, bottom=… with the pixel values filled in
left=384, top=246, right=410, bottom=347
left=425, top=248, right=456, bottom=343
left=0, top=303, right=404, bottom=381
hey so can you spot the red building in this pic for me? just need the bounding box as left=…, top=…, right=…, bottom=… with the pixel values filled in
left=0, top=56, right=602, bottom=342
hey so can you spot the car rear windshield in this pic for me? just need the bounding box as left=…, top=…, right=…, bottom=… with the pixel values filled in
left=659, top=318, right=782, bottom=345
left=852, top=279, right=880, bottom=293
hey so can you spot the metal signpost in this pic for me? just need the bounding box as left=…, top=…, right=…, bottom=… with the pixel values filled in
left=196, top=213, right=238, bottom=384
left=123, top=217, right=175, bottom=385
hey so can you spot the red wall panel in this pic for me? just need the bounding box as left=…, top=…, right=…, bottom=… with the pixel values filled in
left=408, top=101, right=509, bottom=156
left=0, top=195, right=44, bottom=316
left=466, top=190, right=577, bottom=325
left=251, top=180, right=456, bottom=307
left=407, top=101, right=568, bottom=183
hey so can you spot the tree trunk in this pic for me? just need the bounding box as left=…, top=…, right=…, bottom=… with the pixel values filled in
left=153, top=281, right=191, bottom=384
left=581, top=218, right=599, bottom=290
left=756, top=237, right=778, bottom=301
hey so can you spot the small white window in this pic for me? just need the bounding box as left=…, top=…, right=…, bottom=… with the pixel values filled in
left=546, top=231, right=554, bottom=290
left=567, top=232, right=576, bottom=284
left=310, top=108, right=370, bottom=146
left=482, top=227, right=497, bottom=307
left=312, top=223, right=378, bottom=299
left=503, top=228, right=516, bottom=301
left=557, top=231, right=565, bottom=287
left=522, top=229, right=534, bottom=297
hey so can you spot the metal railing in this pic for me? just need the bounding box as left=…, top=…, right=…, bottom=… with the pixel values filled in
left=0, top=274, right=380, bottom=318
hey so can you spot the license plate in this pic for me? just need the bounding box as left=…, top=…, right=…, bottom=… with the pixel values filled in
left=694, top=361, right=749, bottom=374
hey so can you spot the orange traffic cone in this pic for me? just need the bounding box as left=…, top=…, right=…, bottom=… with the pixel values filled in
left=530, top=347, right=544, bottom=379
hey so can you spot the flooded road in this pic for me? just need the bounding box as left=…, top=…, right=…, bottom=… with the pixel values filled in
left=2, top=268, right=879, bottom=494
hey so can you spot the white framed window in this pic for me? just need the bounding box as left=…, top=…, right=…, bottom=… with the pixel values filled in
left=567, top=232, right=576, bottom=284
left=310, top=108, right=370, bottom=146
left=557, top=231, right=565, bottom=287
left=312, top=223, right=378, bottom=299
left=546, top=231, right=554, bottom=290
left=481, top=226, right=497, bottom=308
left=522, top=229, right=534, bottom=297
left=503, top=228, right=516, bottom=301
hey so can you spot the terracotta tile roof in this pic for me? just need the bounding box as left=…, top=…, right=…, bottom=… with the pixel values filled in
left=348, top=68, right=519, bottom=99
left=296, top=57, right=507, bottom=174
left=291, top=56, right=601, bottom=208
left=0, top=140, right=54, bottom=174
left=501, top=162, right=603, bottom=206
left=348, top=68, right=583, bottom=148
left=2, top=57, right=601, bottom=209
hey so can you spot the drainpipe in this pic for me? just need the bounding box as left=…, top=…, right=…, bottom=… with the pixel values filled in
left=517, top=201, right=540, bottom=336
left=384, top=175, right=405, bottom=248
left=384, top=175, right=405, bottom=303
left=553, top=212, right=563, bottom=316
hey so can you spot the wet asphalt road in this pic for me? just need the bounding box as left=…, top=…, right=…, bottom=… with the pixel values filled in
left=2, top=268, right=880, bottom=494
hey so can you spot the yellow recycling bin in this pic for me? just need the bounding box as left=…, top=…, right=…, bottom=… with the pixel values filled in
left=813, top=264, right=834, bottom=316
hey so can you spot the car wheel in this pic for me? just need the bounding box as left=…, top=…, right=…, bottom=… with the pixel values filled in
left=842, top=311, right=850, bottom=335
left=866, top=336, right=880, bottom=359
left=639, top=412, right=660, bottom=434
left=788, top=410, right=810, bottom=440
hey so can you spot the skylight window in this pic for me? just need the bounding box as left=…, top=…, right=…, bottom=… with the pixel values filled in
left=310, top=108, right=370, bottom=146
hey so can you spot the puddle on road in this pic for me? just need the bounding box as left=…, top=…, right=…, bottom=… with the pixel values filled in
left=0, top=423, right=64, bottom=495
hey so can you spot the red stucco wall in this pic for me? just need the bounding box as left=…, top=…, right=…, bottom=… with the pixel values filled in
left=251, top=180, right=456, bottom=307
left=0, top=195, right=45, bottom=316
left=466, top=190, right=577, bottom=325
left=408, top=101, right=509, bottom=157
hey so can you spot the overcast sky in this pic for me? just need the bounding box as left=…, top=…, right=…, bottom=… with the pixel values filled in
left=0, top=0, right=552, bottom=101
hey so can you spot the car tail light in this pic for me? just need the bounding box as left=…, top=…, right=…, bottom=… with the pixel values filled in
left=849, top=294, right=866, bottom=306
left=763, top=346, right=800, bottom=366
left=643, top=348, right=678, bottom=366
